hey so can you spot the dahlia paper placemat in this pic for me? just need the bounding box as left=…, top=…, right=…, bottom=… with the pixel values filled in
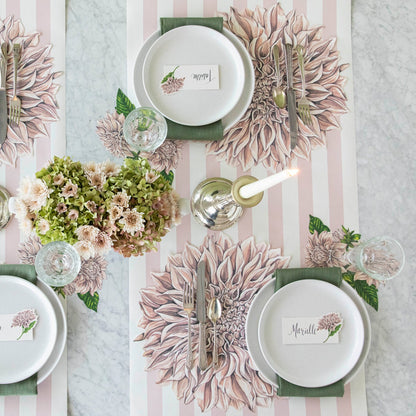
left=0, top=0, right=66, bottom=415
left=128, top=0, right=368, bottom=415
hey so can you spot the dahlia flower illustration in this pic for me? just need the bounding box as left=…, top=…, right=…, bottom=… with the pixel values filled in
left=135, top=233, right=290, bottom=411
left=161, top=76, right=185, bottom=94
left=140, top=139, right=183, bottom=173
left=305, top=230, right=347, bottom=268
left=207, top=4, right=348, bottom=170
left=0, top=16, right=62, bottom=167
left=11, top=309, right=38, bottom=340
left=96, top=112, right=133, bottom=158
left=317, top=312, right=343, bottom=343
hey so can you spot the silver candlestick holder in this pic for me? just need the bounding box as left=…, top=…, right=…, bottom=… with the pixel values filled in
left=190, top=176, right=263, bottom=231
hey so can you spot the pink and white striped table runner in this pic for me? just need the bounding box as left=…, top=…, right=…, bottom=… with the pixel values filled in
left=0, top=0, right=66, bottom=415
left=128, top=0, right=368, bottom=415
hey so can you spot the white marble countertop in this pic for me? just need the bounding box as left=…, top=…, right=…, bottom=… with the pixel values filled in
left=66, top=0, right=416, bottom=415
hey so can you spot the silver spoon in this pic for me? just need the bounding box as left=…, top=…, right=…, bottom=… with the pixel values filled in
left=208, top=297, right=222, bottom=368
left=272, top=45, right=286, bottom=109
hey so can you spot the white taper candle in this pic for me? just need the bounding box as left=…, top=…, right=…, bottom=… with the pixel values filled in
left=238, top=169, right=299, bottom=199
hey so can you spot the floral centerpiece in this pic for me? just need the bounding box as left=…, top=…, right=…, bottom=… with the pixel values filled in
left=12, top=155, right=181, bottom=310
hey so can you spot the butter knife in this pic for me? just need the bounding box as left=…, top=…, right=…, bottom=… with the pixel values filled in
left=0, top=43, right=7, bottom=146
left=196, top=260, right=208, bottom=371
left=285, top=43, right=298, bottom=149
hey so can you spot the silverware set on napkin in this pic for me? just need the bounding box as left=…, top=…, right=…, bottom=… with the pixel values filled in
left=183, top=260, right=222, bottom=371
left=0, top=43, right=22, bottom=146
left=273, top=42, right=313, bottom=150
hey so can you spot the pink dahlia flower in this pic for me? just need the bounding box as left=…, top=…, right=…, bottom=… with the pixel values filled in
left=136, top=233, right=290, bottom=411
left=0, top=16, right=62, bottom=167
left=207, top=5, right=348, bottom=170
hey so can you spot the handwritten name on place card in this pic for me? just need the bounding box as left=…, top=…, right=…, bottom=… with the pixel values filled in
left=0, top=309, right=38, bottom=342
left=282, top=313, right=343, bottom=345
left=162, top=65, right=219, bottom=92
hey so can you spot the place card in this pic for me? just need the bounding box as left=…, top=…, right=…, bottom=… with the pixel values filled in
left=161, top=65, right=219, bottom=94
left=0, top=309, right=38, bottom=342
left=282, top=312, right=343, bottom=345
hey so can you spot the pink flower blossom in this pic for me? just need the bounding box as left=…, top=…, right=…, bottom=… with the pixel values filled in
left=207, top=5, right=348, bottom=170
left=0, top=16, right=62, bottom=167
left=136, top=233, right=290, bottom=411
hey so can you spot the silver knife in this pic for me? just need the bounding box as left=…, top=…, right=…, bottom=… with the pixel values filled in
left=0, top=43, right=7, bottom=146
left=285, top=43, right=298, bottom=149
left=196, top=260, right=208, bottom=371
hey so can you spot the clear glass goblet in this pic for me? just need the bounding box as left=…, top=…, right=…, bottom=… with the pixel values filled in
left=345, top=236, right=405, bottom=281
left=35, top=241, right=81, bottom=287
left=123, top=107, right=167, bottom=153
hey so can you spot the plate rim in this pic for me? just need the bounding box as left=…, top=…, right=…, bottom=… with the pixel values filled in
left=36, top=279, right=67, bottom=384
left=133, top=28, right=254, bottom=131
left=0, top=275, right=58, bottom=384
left=246, top=277, right=371, bottom=388
left=142, top=24, right=245, bottom=126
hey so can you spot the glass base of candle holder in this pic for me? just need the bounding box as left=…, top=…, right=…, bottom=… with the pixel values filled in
left=190, top=177, right=244, bottom=231
left=35, top=241, right=81, bottom=287
left=0, top=185, right=11, bottom=230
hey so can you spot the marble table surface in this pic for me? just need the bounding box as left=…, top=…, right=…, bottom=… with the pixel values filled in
left=66, top=0, right=416, bottom=415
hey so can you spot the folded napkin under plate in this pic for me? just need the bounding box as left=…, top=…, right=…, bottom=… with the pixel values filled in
left=245, top=267, right=372, bottom=397
left=134, top=17, right=255, bottom=140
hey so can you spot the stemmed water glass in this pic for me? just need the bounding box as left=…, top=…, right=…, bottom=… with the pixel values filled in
left=345, top=236, right=405, bottom=281
left=123, top=107, right=167, bottom=153
left=35, top=241, right=81, bottom=287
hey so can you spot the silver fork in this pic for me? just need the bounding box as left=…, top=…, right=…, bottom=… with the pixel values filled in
left=296, top=45, right=312, bottom=126
left=182, top=282, right=194, bottom=369
left=9, top=44, right=21, bottom=124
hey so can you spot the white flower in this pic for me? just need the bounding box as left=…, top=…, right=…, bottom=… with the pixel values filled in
left=73, top=240, right=95, bottom=260
left=145, top=171, right=160, bottom=183
left=20, top=217, right=34, bottom=235
left=93, top=231, right=113, bottom=255
left=76, top=225, right=100, bottom=242
left=119, top=208, right=145, bottom=235
left=37, top=219, right=50, bottom=235
left=9, top=197, right=28, bottom=221
left=101, top=160, right=120, bottom=177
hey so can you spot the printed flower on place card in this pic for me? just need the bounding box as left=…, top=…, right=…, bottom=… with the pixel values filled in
left=11, top=309, right=38, bottom=341
left=161, top=66, right=185, bottom=94
left=317, top=312, right=343, bottom=343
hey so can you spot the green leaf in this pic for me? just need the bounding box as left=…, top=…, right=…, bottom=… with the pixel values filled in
left=160, top=170, right=174, bottom=185
left=115, top=88, right=135, bottom=117
left=329, top=323, right=342, bottom=338
left=343, top=272, right=378, bottom=311
left=161, top=66, right=179, bottom=84
left=341, top=226, right=361, bottom=249
left=308, top=215, right=330, bottom=235
left=77, top=292, right=99, bottom=312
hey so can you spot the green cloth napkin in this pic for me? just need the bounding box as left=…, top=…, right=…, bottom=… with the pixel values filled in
left=273, top=267, right=344, bottom=397
left=159, top=17, right=224, bottom=141
left=0, top=264, right=38, bottom=396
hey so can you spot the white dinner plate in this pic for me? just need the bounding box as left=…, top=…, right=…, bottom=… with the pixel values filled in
left=0, top=276, right=57, bottom=384
left=142, top=25, right=245, bottom=126
left=258, top=280, right=364, bottom=388
left=37, top=280, right=67, bottom=384
left=247, top=279, right=370, bottom=388
left=134, top=28, right=254, bottom=131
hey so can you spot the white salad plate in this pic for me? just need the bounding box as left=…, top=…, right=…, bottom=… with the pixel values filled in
left=246, top=279, right=371, bottom=388
left=142, top=25, right=245, bottom=126
left=134, top=28, right=254, bottom=130
left=0, top=276, right=57, bottom=384
left=37, top=279, right=67, bottom=384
